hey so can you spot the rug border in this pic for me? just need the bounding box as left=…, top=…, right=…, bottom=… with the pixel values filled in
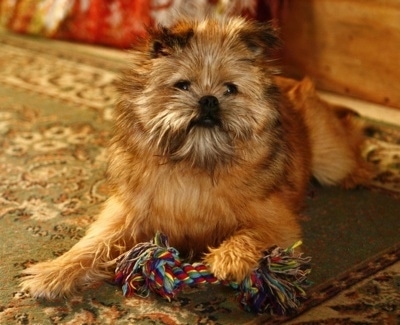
left=250, top=242, right=400, bottom=324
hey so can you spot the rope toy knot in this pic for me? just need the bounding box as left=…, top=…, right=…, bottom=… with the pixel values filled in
left=115, top=232, right=312, bottom=315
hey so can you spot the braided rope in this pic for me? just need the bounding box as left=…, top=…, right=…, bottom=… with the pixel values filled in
left=115, top=234, right=220, bottom=300
left=115, top=233, right=312, bottom=315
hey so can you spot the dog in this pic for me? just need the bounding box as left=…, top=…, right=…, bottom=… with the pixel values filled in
left=20, top=16, right=372, bottom=299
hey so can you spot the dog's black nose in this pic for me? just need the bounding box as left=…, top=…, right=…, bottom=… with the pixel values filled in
left=192, top=95, right=221, bottom=128
left=198, top=95, right=219, bottom=114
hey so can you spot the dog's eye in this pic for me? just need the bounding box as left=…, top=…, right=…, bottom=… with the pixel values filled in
left=224, top=83, right=238, bottom=95
left=174, top=80, right=191, bottom=91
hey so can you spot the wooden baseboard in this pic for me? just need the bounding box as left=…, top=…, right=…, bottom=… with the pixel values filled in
left=279, top=0, right=400, bottom=110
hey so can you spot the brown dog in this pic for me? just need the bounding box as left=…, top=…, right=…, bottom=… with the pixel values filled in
left=20, top=16, right=371, bottom=299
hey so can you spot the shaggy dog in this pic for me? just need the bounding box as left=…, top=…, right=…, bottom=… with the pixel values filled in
left=20, top=16, right=371, bottom=299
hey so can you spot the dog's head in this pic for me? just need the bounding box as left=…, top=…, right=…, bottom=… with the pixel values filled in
left=117, top=17, right=282, bottom=171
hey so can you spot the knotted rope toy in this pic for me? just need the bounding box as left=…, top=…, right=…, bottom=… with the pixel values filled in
left=115, top=232, right=312, bottom=315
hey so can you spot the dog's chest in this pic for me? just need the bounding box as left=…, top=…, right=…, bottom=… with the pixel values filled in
left=151, top=170, right=219, bottom=215
left=137, top=168, right=244, bottom=251
left=139, top=167, right=242, bottom=228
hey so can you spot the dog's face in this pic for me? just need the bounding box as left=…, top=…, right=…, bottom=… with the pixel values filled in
left=118, top=17, right=281, bottom=171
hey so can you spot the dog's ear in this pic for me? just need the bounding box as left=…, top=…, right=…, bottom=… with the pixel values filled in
left=149, top=25, right=194, bottom=58
left=239, top=22, right=281, bottom=57
left=285, top=77, right=316, bottom=106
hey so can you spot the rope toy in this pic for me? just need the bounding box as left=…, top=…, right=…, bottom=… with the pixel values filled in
left=115, top=232, right=312, bottom=315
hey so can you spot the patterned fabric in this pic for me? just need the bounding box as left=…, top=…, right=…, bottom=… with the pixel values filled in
left=0, top=0, right=268, bottom=48
left=0, top=31, right=399, bottom=324
left=366, top=125, right=400, bottom=195
left=0, top=0, right=151, bottom=47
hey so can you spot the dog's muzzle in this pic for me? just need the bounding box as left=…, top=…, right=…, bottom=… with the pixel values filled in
left=191, top=95, right=221, bottom=128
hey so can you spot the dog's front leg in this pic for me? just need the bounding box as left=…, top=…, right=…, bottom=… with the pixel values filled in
left=203, top=196, right=302, bottom=282
left=204, top=232, right=265, bottom=281
left=20, top=196, right=134, bottom=299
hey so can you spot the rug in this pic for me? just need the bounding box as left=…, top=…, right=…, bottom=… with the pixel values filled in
left=0, top=32, right=399, bottom=325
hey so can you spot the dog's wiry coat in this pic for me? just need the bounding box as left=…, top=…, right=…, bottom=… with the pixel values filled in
left=20, top=16, right=372, bottom=299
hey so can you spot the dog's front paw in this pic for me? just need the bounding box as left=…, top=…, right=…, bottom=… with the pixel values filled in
left=20, top=261, right=81, bottom=299
left=203, top=236, right=261, bottom=282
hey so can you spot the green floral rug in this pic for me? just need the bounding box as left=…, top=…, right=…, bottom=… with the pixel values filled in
left=0, top=32, right=399, bottom=325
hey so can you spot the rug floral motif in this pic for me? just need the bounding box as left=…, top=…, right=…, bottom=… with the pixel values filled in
left=0, top=32, right=399, bottom=325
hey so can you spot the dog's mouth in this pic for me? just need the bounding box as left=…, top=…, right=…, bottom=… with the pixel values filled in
left=189, top=95, right=223, bottom=130
left=157, top=113, right=234, bottom=171
left=189, top=115, right=222, bottom=129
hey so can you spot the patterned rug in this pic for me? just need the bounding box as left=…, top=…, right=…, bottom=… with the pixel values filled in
left=0, top=32, right=399, bottom=325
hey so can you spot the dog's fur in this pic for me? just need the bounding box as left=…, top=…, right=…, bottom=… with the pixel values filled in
left=20, top=16, right=372, bottom=299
